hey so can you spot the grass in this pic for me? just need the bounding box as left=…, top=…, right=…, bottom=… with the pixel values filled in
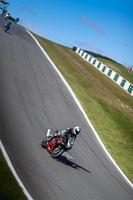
left=33, top=33, right=133, bottom=183
left=0, top=150, right=27, bottom=200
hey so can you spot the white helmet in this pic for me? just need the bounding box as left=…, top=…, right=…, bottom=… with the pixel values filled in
left=73, top=126, right=81, bottom=135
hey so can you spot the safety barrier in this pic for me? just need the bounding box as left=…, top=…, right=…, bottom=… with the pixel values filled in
left=74, top=47, right=133, bottom=96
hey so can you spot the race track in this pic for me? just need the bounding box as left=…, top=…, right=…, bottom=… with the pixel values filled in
left=0, top=15, right=133, bottom=200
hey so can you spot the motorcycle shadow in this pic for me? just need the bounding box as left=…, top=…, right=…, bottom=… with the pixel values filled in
left=5, top=31, right=12, bottom=35
left=55, top=155, right=91, bottom=174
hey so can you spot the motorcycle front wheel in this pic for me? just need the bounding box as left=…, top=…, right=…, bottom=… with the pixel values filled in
left=51, top=145, right=64, bottom=158
left=41, top=140, right=46, bottom=148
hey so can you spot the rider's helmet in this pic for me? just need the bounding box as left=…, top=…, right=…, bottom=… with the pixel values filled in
left=72, top=126, right=81, bottom=135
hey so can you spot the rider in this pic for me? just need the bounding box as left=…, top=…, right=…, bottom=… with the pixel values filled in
left=5, top=12, right=10, bottom=20
left=45, top=126, right=81, bottom=149
left=15, top=17, right=19, bottom=23
left=5, top=20, right=11, bottom=28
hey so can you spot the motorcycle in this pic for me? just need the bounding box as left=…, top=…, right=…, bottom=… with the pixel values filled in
left=41, top=129, right=74, bottom=158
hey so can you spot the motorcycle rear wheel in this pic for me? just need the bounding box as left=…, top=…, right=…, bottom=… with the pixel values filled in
left=51, top=145, right=64, bottom=158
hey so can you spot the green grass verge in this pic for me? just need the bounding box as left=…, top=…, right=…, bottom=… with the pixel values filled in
left=0, top=150, right=27, bottom=200
left=33, top=33, right=133, bottom=183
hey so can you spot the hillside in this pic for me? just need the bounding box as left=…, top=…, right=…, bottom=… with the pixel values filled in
left=33, top=33, right=133, bottom=183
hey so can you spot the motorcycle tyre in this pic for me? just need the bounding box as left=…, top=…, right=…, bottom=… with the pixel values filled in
left=51, top=145, right=64, bottom=158
left=41, top=140, right=46, bottom=148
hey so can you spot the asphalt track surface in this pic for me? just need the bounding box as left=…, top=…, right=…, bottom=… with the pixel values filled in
left=0, top=15, right=133, bottom=200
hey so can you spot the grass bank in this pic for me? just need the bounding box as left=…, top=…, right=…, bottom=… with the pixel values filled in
left=33, top=33, right=133, bottom=183
left=0, top=150, right=27, bottom=200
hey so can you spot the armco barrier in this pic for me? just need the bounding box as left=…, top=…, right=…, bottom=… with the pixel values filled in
left=74, top=47, right=133, bottom=96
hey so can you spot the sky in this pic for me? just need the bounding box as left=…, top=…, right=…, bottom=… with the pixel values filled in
left=1, top=0, right=133, bottom=66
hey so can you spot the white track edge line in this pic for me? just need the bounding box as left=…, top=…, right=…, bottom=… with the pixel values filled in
left=27, top=30, right=133, bottom=189
left=0, top=141, right=33, bottom=199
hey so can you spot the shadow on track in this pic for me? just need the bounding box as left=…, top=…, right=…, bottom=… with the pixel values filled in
left=55, top=155, right=91, bottom=173
left=5, top=31, right=12, bottom=35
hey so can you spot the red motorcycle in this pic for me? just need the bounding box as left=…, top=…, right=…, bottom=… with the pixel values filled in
left=41, top=129, right=74, bottom=158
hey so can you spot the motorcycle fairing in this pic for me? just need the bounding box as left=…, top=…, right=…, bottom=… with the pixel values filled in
left=45, top=136, right=64, bottom=153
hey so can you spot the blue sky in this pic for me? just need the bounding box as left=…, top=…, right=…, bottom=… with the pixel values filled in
left=2, top=0, right=133, bottom=66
